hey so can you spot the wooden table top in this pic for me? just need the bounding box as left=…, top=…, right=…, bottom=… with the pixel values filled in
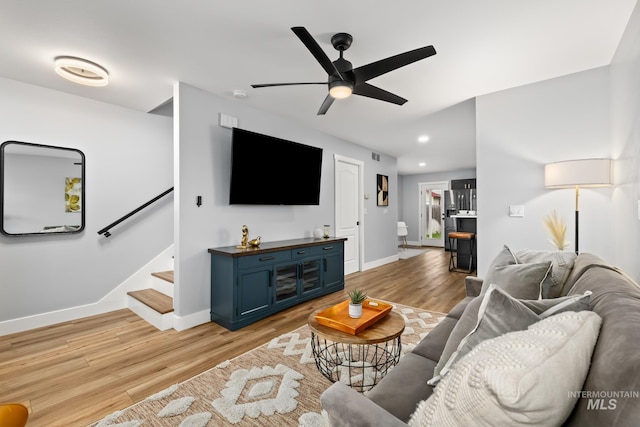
left=208, top=236, right=347, bottom=257
left=307, top=308, right=405, bottom=345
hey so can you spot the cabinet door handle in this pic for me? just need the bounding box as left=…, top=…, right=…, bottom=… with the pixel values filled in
left=259, top=256, right=275, bottom=261
left=323, top=246, right=333, bottom=251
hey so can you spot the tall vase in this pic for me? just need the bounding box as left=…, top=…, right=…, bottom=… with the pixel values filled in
left=349, top=303, right=363, bottom=319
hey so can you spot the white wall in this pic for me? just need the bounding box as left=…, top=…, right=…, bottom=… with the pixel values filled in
left=611, top=2, right=640, bottom=281
left=173, top=82, right=398, bottom=322
left=0, top=77, right=173, bottom=325
left=475, top=67, right=613, bottom=277
left=399, top=168, right=476, bottom=243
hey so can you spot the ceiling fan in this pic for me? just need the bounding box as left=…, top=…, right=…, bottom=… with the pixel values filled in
left=251, top=27, right=437, bottom=115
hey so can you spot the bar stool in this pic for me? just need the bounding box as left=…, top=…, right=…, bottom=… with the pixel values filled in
left=448, top=231, right=476, bottom=273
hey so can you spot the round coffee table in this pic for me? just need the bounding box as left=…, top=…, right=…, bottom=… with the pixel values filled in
left=307, top=308, right=405, bottom=392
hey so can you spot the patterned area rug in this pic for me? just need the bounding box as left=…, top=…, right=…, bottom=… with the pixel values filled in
left=89, top=304, right=445, bottom=427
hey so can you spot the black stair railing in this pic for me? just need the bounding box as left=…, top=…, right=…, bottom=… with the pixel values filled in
left=98, top=187, right=174, bottom=237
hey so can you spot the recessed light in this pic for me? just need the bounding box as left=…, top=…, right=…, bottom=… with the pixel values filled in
left=418, top=135, right=430, bottom=143
left=419, top=162, right=426, bottom=167
left=54, top=56, right=109, bottom=87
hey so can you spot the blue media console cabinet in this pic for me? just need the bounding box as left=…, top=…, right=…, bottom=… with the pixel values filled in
left=208, top=237, right=346, bottom=331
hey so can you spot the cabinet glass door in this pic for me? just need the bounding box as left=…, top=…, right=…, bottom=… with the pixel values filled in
left=274, top=264, right=298, bottom=303
left=300, top=259, right=321, bottom=295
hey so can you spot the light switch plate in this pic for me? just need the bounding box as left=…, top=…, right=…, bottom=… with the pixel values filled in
left=509, top=205, right=525, bottom=217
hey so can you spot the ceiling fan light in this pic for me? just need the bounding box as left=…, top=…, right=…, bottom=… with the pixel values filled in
left=329, top=81, right=353, bottom=99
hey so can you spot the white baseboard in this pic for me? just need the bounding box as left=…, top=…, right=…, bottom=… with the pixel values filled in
left=1, top=247, right=404, bottom=336
left=172, top=309, right=211, bottom=331
left=0, top=245, right=174, bottom=336
left=362, top=254, right=398, bottom=271
left=0, top=300, right=126, bottom=336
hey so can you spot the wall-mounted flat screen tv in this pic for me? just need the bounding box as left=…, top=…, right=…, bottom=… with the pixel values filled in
left=229, top=128, right=323, bottom=205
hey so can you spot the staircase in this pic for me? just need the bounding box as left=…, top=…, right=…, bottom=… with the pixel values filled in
left=127, top=270, right=174, bottom=331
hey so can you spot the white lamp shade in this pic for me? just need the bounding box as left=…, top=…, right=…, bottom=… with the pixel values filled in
left=544, top=159, right=613, bottom=189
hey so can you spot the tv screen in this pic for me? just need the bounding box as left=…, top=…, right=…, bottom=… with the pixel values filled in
left=229, top=128, right=323, bottom=205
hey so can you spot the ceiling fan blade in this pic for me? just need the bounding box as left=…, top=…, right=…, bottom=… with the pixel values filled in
left=353, top=45, right=436, bottom=83
left=251, top=82, right=326, bottom=88
left=317, top=94, right=335, bottom=115
left=353, top=83, right=407, bottom=105
left=291, top=27, right=344, bottom=80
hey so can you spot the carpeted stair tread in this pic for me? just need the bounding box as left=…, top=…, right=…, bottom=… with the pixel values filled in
left=151, top=270, right=174, bottom=283
left=128, top=289, right=174, bottom=314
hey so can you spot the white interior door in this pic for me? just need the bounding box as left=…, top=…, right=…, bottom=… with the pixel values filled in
left=419, top=181, right=448, bottom=247
left=335, top=155, right=363, bottom=275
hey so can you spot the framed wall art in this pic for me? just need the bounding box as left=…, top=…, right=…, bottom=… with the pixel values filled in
left=377, top=174, right=388, bottom=206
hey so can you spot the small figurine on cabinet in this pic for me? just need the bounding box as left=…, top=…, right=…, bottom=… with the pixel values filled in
left=249, top=236, right=261, bottom=248
left=236, top=225, right=249, bottom=249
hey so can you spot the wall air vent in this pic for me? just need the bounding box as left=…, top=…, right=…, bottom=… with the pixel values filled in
left=371, top=152, right=381, bottom=161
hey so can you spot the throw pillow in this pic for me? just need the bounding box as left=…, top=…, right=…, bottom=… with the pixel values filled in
left=411, top=311, right=602, bottom=427
left=481, top=245, right=518, bottom=292
left=428, top=285, right=541, bottom=385
left=516, top=249, right=577, bottom=298
left=521, top=291, right=592, bottom=318
left=482, top=261, right=553, bottom=300
left=429, top=287, right=593, bottom=386
left=481, top=245, right=553, bottom=299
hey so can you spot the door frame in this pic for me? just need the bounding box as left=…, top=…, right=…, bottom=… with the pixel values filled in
left=418, top=181, right=449, bottom=247
left=334, top=154, right=364, bottom=274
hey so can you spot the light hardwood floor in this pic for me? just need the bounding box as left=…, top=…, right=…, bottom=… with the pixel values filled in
left=0, top=247, right=472, bottom=427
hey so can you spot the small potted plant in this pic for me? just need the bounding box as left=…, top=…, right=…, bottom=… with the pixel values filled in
left=348, top=288, right=367, bottom=318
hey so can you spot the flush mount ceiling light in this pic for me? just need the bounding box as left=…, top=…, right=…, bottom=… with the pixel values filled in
left=54, top=56, right=109, bottom=87
left=418, top=135, right=430, bottom=143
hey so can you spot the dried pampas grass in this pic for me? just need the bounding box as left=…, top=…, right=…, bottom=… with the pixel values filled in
left=544, top=210, right=570, bottom=250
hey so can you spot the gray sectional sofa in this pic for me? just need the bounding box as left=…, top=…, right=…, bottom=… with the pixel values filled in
left=320, top=250, right=640, bottom=426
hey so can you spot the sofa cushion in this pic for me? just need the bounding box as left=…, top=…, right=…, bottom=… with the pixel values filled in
left=366, top=352, right=437, bottom=423
left=430, top=286, right=592, bottom=386
left=516, top=249, right=577, bottom=298
left=411, top=297, right=473, bottom=362
left=481, top=245, right=552, bottom=299
left=411, top=317, right=459, bottom=362
left=559, top=252, right=609, bottom=296
left=522, top=291, right=591, bottom=318
left=410, top=311, right=602, bottom=427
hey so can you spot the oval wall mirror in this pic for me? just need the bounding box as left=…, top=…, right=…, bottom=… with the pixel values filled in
left=1, top=141, right=85, bottom=236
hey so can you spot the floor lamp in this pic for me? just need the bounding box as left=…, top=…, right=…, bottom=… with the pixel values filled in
left=544, top=159, right=613, bottom=254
